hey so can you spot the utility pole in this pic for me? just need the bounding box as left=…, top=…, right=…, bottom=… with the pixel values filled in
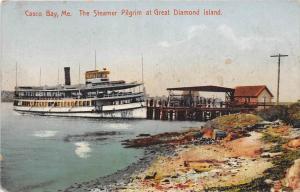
left=270, top=53, right=288, bottom=105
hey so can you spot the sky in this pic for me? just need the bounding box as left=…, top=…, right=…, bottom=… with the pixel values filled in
left=1, top=0, right=300, bottom=101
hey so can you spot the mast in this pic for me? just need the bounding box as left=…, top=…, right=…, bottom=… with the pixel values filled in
left=57, top=67, right=60, bottom=97
left=78, top=63, right=81, bottom=84
left=78, top=63, right=81, bottom=96
left=39, top=67, right=42, bottom=86
left=141, top=54, right=146, bottom=95
left=141, top=54, right=144, bottom=83
left=94, top=50, right=97, bottom=70
left=15, top=62, right=18, bottom=87
left=57, top=68, right=60, bottom=85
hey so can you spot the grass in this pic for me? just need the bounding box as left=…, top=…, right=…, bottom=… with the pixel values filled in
left=213, top=113, right=262, bottom=130
left=260, top=132, right=286, bottom=144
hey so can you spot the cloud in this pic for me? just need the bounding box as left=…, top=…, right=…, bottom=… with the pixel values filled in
left=187, top=24, right=207, bottom=40
left=217, top=24, right=280, bottom=50
left=158, top=24, right=207, bottom=48
left=157, top=24, right=281, bottom=51
left=158, top=41, right=171, bottom=48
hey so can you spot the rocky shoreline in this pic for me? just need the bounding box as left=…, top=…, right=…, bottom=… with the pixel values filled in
left=61, top=145, right=176, bottom=192
left=62, top=103, right=300, bottom=192
left=62, top=137, right=216, bottom=192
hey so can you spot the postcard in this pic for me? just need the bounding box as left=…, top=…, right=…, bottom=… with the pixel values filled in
left=1, top=1, right=300, bottom=192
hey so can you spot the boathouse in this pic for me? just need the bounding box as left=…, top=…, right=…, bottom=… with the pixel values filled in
left=234, top=85, right=273, bottom=105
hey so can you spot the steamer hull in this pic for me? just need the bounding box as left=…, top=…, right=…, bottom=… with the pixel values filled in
left=14, top=104, right=147, bottom=119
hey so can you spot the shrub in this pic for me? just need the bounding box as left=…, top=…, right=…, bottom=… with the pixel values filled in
left=256, top=105, right=289, bottom=123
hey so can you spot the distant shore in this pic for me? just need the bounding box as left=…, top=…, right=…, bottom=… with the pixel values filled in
left=1, top=90, right=14, bottom=102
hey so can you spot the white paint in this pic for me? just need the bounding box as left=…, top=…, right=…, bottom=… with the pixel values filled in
left=15, top=106, right=147, bottom=119
left=257, top=89, right=273, bottom=102
left=14, top=102, right=147, bottom=119
left=102, top=102, right=145, bottom=111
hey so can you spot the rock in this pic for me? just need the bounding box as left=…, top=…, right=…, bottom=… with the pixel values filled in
left=162, top=179, right=170, bottom=183
left=213, top=129, right=227, bottom=140
left=285, top=159, right=300, bottom=190
left=292, top=120, right=300, bottom=128
left=202, top=128, right=214, bottom=139
left=144, top=172, right=157, bottom=180
left=287, top=138, right=300, bottom=149
left=261, top=152, right=282, bottom=158
left=223, top=132, right=239, bottom=142
left=272, top=180, right=282, bottom=192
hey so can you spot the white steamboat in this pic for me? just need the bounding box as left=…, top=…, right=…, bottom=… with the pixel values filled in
left=13, top=67, right=146, bottom=119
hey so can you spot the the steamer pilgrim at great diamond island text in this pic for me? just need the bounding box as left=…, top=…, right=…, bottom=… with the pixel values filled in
left=25, top=8, right=222, bottom=18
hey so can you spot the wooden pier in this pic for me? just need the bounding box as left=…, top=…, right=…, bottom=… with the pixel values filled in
left=146, top=100, right=255, bottom=121
left=146, top=85, right=277, bottom=121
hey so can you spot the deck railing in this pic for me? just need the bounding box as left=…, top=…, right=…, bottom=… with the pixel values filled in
left=14, top=92, right=144, bottom=100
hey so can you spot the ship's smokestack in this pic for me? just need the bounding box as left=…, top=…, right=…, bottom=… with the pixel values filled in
left=64, top=67, right=71, bottom=85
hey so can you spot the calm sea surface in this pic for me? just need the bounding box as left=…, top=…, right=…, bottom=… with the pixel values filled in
left=1, top=103, right=203, bottom=192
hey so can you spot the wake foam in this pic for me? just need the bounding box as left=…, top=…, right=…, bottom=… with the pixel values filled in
left=108, top=123, right=131, bottom=129
left=33, top=130, right=58, bottom=138
left=74, top=142, right=91, bottom=158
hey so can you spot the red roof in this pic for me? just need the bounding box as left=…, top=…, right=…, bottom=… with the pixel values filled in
left=234, top=85, right=273, bottom=97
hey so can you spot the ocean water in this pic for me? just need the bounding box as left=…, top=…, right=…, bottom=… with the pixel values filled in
left=0, top=103, right=203, bottom=192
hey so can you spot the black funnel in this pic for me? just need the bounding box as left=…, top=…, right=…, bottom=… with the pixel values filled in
left=64, top=67, right=71, bottom=85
